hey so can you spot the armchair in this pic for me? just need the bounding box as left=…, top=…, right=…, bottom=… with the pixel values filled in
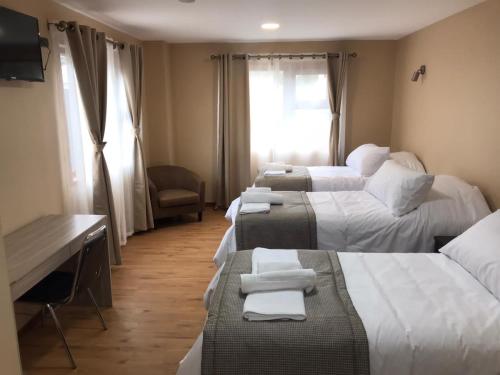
left=148, top=166, right=205, bottom=222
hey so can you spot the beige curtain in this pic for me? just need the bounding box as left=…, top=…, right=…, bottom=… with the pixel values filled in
left=65, top=22, right=121, bottom=265
left=119, top=44, right=154, bottom=232
left=326, top=52, right=349, bottom=166
left=215, top=54, right=251, bottom=208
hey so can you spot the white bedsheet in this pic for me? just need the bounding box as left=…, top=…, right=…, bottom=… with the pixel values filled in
left=310, top=190, right=434, bottom=252
left=214, top=183, right=488, bottom=267
left=307, top=166, right=367, bottom=191
left=178, top=253, right=500, bottom=375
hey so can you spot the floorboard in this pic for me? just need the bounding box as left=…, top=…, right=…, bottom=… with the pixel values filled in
left=18, top=209, right=229, bottom=375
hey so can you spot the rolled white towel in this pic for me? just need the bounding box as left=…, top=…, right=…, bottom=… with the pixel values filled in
left=262, top=162, right=293, bottom=173
left=246, top=187, right=272, bottom=193
left=264, top=170, right=286, bottom=176
left=241, top=192, right=284, bottom=205
left=240, top=203, right=270, bottom=214
left=241, top=269, right=317, bottom=294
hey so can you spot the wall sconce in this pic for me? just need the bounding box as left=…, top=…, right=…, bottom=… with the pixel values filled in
left=411, top=65, right=426, bottom=82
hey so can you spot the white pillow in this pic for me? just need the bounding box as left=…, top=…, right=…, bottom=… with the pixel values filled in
left=417, top=175, right=491, bottom=235
left=441, top=210, right=500, bottom=300
left=390, top=151, right=426, bottom=173
left=365, top=160, right=434, bottom=216
left=346, top=144, right=390, bottom=176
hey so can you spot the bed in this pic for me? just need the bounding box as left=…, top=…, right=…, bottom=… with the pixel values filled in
left=178, top=216, right=500, bottom=375
left=253, top=149, right=425, bottom=192
left=214, top=175, right=490, bottom=267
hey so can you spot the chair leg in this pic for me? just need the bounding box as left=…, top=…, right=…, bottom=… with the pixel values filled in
left=87, top=288, right=107, bottom=330
left=46, top=304, right=77, bottom=369
left=198, top=211, right=203, bottom=222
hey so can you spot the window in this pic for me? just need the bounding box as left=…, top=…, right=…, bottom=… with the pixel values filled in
left=249, top=58, right=331, bottom=174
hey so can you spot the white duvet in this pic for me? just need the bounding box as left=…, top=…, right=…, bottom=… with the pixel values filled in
left=214, top=176, right=490, bottom=267
left=307, top=166, right=367, bottom=191
left=178, top=253, right=500, bottom=375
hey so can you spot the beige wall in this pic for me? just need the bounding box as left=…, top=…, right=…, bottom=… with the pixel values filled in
left=145, top=40, right=397, bottom=201
left=391, top=0, right=500, bottom=209
left=0, top=0, right=139, bottom=235
left=143, top=41, right=176, bottom=166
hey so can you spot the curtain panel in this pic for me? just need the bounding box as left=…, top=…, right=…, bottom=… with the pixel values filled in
left=215, top=54, right=251, bottom=208
left=326, top=52, right=349, bottom=166
left=119, top=44, right=154, bottom=232
left=65, top=22, right=122, bottom=265
left=105, top=43, right=135, bottom=245
left=49, top=28, right=94, bottom=216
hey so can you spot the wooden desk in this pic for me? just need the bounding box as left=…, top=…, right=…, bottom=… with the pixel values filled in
left=4, top=215, right=112, bottom=307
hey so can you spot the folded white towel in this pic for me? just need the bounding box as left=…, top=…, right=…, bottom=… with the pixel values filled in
left=243, top=248, right=308, bottom=321
left=241, top=192, right=284, bottom=205
left=241, top=269, right=317, bottom=294
left=243, top=290, right=306, bottom=321
left=256, top=260, right=301, bottom=273
left=262, top=162, right=293, bottom=173
left=264, top=170, right=286, bottom=176
left=246, top=187, right=272, bottom=193
left=252, top=248, right=300, bottom=274
left=239, top=203, right=270, bottom=214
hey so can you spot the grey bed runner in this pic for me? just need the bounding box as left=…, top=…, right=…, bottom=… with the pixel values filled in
left=202, top=250, right=370, bottom=375
left=235, top=191, right=317, bottom=250
left=255, top=166, right=313, bottom=192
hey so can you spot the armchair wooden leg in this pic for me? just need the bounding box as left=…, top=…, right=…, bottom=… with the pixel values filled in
left=198, top=211, right=203, bottom=222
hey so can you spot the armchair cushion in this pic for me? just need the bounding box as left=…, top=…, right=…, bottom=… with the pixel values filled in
left=158, top=189, right=200, bottom=208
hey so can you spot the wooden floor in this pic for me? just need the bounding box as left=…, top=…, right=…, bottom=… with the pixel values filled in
left=18, top=209, right=229, bottom=375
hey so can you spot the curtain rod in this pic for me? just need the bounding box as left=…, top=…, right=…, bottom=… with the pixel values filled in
left=47, top=21, right=125, bottom=50
left=210, top=52, right=357, bottom=60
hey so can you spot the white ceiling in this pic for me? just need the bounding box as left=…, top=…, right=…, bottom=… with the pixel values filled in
left=55, top=0, right=485, bottom=43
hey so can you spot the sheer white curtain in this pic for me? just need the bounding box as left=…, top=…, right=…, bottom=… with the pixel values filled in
left=51, top=29, right=135, bottom=246
left=248, top=57, right=331, bottom=176
left=105, top=45, right=135, bottom=245
left=50, top=28, right=93, bottom=214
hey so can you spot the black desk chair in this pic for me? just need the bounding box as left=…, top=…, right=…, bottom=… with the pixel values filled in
left=20, top=225, right=108, bottom=369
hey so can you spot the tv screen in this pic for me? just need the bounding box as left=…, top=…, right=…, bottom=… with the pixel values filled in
left=0, top=6, right=44, bottom=82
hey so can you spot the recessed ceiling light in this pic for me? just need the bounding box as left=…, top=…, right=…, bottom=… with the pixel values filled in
left=179, top=0, right=195, bottom=3
left=261, top=23, right=280, bottom=30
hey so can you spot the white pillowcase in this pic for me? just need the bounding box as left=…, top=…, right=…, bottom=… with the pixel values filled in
left=441, top=210, right=500, bottom=300
left=365, top=160, right=434, bottom=216
left=346, top=144, right=390, bottom=177
left=417, top=175, right=491, bottom=236
left=390, top=151, right=426, bottom=173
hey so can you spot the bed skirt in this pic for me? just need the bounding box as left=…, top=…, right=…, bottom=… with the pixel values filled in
left=235, top=191, right=317, bottom=250
left=202, top=250, right=370, bottom=375
left=254, top=166, right=312, bottom=192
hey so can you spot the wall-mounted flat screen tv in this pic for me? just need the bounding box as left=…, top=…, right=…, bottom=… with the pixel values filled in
left=0, top=6, right=44, bottom=82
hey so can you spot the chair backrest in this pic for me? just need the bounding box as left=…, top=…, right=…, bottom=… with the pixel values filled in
left=67, top=225, right=107, bottom=304
left=148, top=165, right=199, bottom=191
